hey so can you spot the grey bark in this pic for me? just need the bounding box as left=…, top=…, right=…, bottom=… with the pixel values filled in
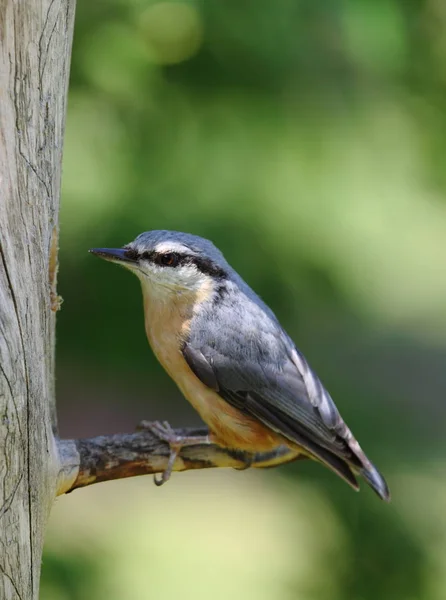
left=0, top=1, right=76, bottom=598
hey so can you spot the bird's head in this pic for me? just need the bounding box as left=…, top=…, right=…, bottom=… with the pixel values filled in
left=90, top=230, right=229, bottom=301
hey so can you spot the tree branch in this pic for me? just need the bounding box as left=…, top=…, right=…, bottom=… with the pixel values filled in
left=56, top=426, right=297, bottom=496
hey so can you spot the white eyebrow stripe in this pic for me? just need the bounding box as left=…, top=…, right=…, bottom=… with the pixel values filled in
left=154, top=241, right=192, bottom=254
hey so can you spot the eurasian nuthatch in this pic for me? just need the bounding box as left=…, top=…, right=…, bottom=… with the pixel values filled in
left=90, top=230, right=390, bottom=501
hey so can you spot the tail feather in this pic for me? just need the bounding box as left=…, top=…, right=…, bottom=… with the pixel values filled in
left=360, top=463, right=391, bottom=502
left=304, top=443, right=360, bottom=492
left=306, top=443, right=390, bottom=501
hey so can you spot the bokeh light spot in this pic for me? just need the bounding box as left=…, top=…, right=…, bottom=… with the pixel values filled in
left=139, top=2, right=203, bottom=65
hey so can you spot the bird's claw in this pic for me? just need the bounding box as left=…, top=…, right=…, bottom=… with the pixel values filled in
left=139, top=420, right=182, bottom=445
left=233, top=453, right=253, bottom=471
left=138, top=420, right=210, bottom=486
left=153, top=473, right=166, bottom=487
left=138, top=420, right=183, bottom=486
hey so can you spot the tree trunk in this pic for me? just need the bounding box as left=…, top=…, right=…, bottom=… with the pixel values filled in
left=0, top=1, right=76, bottom=598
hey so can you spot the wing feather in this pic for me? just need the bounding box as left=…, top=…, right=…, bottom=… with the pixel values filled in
left=183, top=336, right=389, bottom=500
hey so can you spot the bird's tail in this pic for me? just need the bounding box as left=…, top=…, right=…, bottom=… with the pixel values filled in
left=359, top=462, right=391, bottom=502
left=303, top=440, right=391, bottom=502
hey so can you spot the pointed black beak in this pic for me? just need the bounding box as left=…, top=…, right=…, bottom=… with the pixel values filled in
left=89, top=248, right=137, bottom=264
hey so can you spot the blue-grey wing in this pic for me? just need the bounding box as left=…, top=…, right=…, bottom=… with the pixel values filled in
left=183, top=332, right=356, bottom=463
left=183, top=302, right=390, bottom=500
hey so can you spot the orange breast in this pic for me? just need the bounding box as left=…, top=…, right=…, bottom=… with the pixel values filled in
left=142, top=288, right=283, bottom=453
left=177, top=374, right=282, bottom=453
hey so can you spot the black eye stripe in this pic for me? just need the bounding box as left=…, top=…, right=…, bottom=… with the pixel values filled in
left=190, top=257, right=226, bottom=278
left=127, top=249, right=226, bottom=278
left=124, top=247, right=139, bottom=261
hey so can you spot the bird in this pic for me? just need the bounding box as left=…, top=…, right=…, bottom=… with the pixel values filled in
left=90, top=230, right=390, bottom=501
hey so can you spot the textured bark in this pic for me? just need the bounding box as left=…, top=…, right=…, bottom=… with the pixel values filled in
left=56, top=428, right=296, bottom=495
left=0, top=2, right=75, bottom=599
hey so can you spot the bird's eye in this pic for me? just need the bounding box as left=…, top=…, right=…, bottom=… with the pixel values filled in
left=159, top=252, right=179, bottom=267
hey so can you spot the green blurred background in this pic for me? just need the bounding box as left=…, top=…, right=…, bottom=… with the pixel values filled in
left=42, top=0, right=446, bottom=598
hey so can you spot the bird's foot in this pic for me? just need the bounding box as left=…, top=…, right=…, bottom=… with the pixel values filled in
left=233, top=453, right=254, bottom=471
left=137, top=420, right=209, bottom=486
